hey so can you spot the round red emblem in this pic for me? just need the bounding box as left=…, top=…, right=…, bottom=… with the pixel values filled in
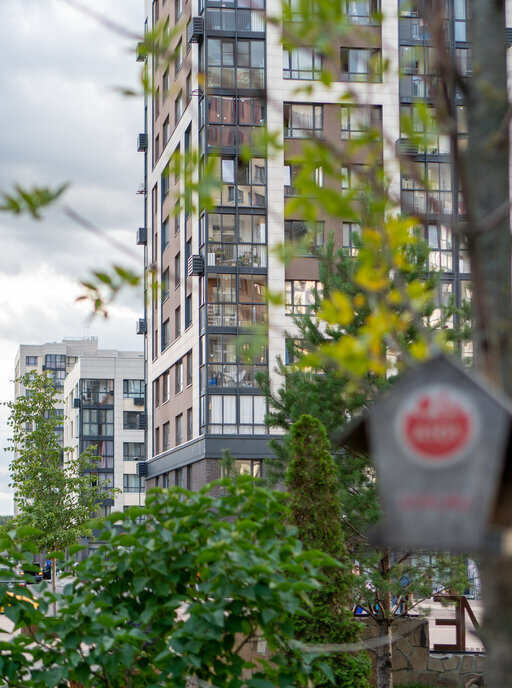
left=396, top=385, right=479, bottom=465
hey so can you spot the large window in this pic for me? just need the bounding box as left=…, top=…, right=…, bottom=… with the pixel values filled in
left=285, top=280, right=321, bottom=314
left=207, top=95, right=265, bottom=148
left=212, top=157, right=266, bottom=208
left=207, top=333, right=267, bottom=388
left=341, top=105, right=382, bottom=140
left=344, top=0, right=380, bottom=24
left=284, top=103, right=323, bottom=138
left=283, top=48, right=322, bottom=80
left=176, top=414, right=183, bottom=445
left=123, top=411, right=142, bottom=430
left=340, top=47, right=382, bottom=82
left=399, top=45, right=437, bottom=98
left=175, top=359, right=184, bottom=394
left=206, top=7, right=265, bottom=31
left=123, top=442, right=145, bottom=461
left=82, top=409, right=114, bottom=437
left=207, top=274, right=266, bottom=327
left=45, top=354, right=66, bottom=369
left=207, top=38, right=265, bottom=89
left=123, top=474, right=145, bottom=493
left=207, top=213, right=266, bottom=268
left=208, top=395, right=266, bottom=434
left=284, top=220, right=324, bottom=255
left=83, top=440, right=114, bottom=469
left=123, top=380, right=144, bottom=399
left=402, top=161, right=452, bottom=215
left=427, top=224, right=453, bottom=272
left=163, top=422, right=170, bottom=451
left=400, top=105, right=450, bottom=155
left=25, top=356, right=38, bottom=366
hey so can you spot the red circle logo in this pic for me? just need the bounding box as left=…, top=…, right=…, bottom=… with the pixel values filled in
left=396, top=385, right=479, bottom=465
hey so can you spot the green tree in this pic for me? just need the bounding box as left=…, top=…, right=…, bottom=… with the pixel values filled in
left=7, top=370, right=118, bottom=587
left=286, top=414, right=371, bottom=688
left=0, top=477, right=337, bottom=688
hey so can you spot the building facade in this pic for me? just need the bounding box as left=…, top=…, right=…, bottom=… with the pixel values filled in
left=14, top=338, right=146, bottom=518
left=139, top=0, right=471, bottom=488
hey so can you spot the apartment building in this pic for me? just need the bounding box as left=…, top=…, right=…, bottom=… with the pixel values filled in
left=63, top=351, right=146, bottom=518
left=14, top=338, right=146, bottom=518
left=139, top=0, right=471, bottom=488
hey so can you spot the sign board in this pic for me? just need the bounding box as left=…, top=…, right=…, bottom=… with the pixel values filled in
left=344, top=355, right=512, bottom=551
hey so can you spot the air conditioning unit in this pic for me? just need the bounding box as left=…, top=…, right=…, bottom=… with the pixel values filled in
left=136, top=41, right=147, bottom=62
left=136, top=319, right=147, bottom=335
left=188, top=254, right=204, bottom=276
left=187, top=17, right=204, bottom=44
left=73, top=398, right=80, bottom=409
left=137, top=133, right=148, bottom=152
left=133, top=397, right=145, bottom=406
left=136, top=228, right=147, bottom=246
left=137, top=414, right=147, bottom=430
left=137, top=461, right=148, bottom=477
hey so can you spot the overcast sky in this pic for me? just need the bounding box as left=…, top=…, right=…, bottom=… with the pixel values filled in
left=0, top=0, right=145, bottom=513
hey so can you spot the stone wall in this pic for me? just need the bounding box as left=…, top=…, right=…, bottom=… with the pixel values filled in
left=361, top=617, right=486, bottom=687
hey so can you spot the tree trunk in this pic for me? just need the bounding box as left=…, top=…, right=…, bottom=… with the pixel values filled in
left=465, top=3, right=512, bottom=688
left=375, top=621, right=393, bottom=688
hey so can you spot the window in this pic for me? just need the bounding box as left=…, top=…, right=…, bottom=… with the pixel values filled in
left=340, top=48, right=382, bottom=82
left=163, top=69, right=169, bottom=100
left=186, top=72, right=192, bottom=103
left=186, top=351, right=193, bottom=386
left=208, top=395, right=266, bottom=434
left=162, top=268, right=170, bottom=301
left=175, top=306, right=182, bottom=338
left=25, top=356, right=38, bottom=366
left=187, top=408, right=193, bottom=440
left=207, top=333, right=267, bottom=389
left=163, top=370, right=170, bottom=402
left=207, top=213, right=266, bottom=268
left=154, top=378, right=160, bottom=408
left=82, top=409, right=114, bottom=436
left=400, top=104, right=450, bottom=155
left=207, top=274, right=266, bottom=327
left=154, top=86, right=160, bottom=119
left=175, top=91, right=183, bottom=124
left=176, top=414, right=183, bottom=445
left=45, top=354, right=66, bottom=369
left=175, top=39, right=183, bottom=76
left=124, top=474, right=145, bottom=493
left=175, top=467, right=184, bottom=487
left=284, top=220, right=324, bottom=254
left=154, top=134, right=160, bottom=162
left=207, top=38, right=265, bottom=89
left=176, top=359, right=184, bottom=393
left=123, top=380, right=144, bottom=398
left=342, top=165, right=371, bottom=194
left=283, top=48, right=322, bottom=80
left=343, top=222, right=361, bottom=256
left=82, top=380, right=114, bottom=405
left=341, top=105, right=382, bottom=140
left=123, top=505, right=146, bottom=523
left=173, top=144, right=181, bottom=183
left=175, top=253, right=181, bottom=287
left=401, top=160, right=453, bottom=215
left=185, top=293, right=192, bottom=329
left=163, top=116, right=170, bottom=146
left=284, top=103, right=322, bottom=138
left=185, top=124, right=192, bottom=156
left=83, top=440, right=114, bottom=469
left=161, top=166, right=170, bottom=205
left=162, top=217, right=170, bottom=252
left=175, top=0, right=182, bottom=20
left=284, top=164, right=323, bottom=196
left=427, top=224, right=453, bottom=271
left=344, top=0, right=380, bottom=24
left=212, top=157, right=266, bottom=208
left=175, top=201, right=181, bottom=235
left=162, top=472, right=170, bottom=489
left=124, top=411, right=142, bottom=430
left=237, top=459, right=262, bottom=477
left=285, top=280, right=321, bottom=314
left=124, top=442, right=145, bottom=461
left=163, top=422, right=170, bottom=451
left=154, top=427, right=160, bottom=454
left=162, top=319, right=170, bottom=351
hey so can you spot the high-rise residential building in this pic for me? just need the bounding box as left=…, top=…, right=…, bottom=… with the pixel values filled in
left=139, top=0, right=471, bottom=488
left=14, top=339, right=146, bottom=522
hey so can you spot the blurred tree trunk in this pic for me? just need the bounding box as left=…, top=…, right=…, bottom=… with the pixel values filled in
left=465, top=2, right=512, bottom=686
